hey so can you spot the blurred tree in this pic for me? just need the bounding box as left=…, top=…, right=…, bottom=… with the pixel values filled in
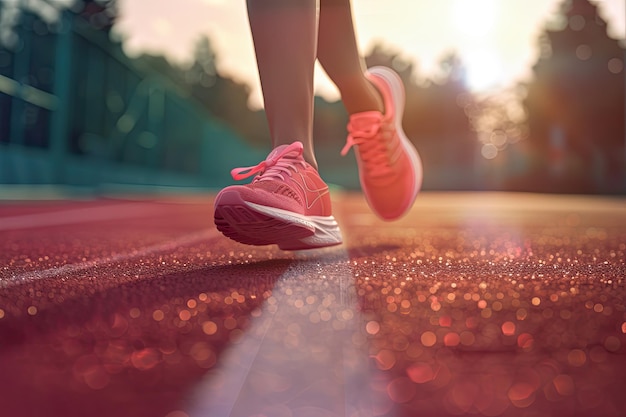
left=186, top=36, right=217, bottom=87
left=414, top=53, right=480, bottom=190
left=366, top=43, right=417, bottom=83
left=524, top=0, right=625, bottom=193
left=469, top=87, right=532, bottom=190
left=185, top=35, right=270, bottom=149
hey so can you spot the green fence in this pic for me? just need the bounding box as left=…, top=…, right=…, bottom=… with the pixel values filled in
left=0, top=7, right=263, bottom=191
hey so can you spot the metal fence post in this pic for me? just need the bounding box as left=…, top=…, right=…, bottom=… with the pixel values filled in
left=8, top=12, right=30, bottom=146
left=48, top=10, right=73, bottom=184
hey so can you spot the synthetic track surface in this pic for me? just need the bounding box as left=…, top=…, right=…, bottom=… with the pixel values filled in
left=1, top=192, right=625, bottom=417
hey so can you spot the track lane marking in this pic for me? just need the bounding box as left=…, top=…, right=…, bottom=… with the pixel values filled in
left=0, top=203, right=168, bottom=231
left=187, top=247, right=376, bottom=417
left=3, top=229, right=220, bottom=288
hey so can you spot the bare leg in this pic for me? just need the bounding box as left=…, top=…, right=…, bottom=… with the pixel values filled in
left=246, top=0, right=319, bottom=168
left=317, top=0, right=383, bottom=115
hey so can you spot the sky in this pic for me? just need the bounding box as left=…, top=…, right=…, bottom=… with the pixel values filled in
left=113, top=0, right=626, bottom=109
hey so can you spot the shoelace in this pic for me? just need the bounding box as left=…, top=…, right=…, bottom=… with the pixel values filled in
left=341, top=121, right=394, bottom=178
left=231, top=141, right=306, bottom=182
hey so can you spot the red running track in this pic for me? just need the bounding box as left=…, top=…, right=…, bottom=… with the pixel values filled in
left=0, top=192, right=625, bottom=417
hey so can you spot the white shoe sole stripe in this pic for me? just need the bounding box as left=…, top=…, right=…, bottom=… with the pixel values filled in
left=246, top=202, right=343, bottom=249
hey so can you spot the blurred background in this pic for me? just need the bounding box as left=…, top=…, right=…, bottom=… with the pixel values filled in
left=0, top=0, right=624, bottom=195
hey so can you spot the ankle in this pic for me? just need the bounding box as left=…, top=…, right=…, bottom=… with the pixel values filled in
left=272, top=140, right=317, bottom=170
left=303, top=151, right=318, bottom=170
left=338, top=77, right=384, bottom=115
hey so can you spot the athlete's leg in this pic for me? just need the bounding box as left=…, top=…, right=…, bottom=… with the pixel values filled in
left=317, top=0, right=423, bottom=221
left=317, top=0, right=383, bottom=114
left=246, top=0, right=319, bottom=168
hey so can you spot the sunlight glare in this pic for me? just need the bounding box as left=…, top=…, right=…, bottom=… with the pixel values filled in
left=462, top=49, right=505, bottom=91
left=453, top=0, right=498, bottom=37
left=452, top=0, right=503, bottom=91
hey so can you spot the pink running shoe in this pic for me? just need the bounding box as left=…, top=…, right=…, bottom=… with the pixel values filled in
left=341, top=66, right=423, bottom=220
left=214, top=141, right=342, bottom=250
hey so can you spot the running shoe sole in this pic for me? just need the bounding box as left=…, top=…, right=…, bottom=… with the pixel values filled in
left=214, top=190, right=342, bottom=250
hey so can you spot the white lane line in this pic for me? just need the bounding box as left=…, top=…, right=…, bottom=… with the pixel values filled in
left=3, top=229, right=220, bottom=288
left=186, top=246, right=375, bottom=417
left=0, top=203, right=167, bottom=231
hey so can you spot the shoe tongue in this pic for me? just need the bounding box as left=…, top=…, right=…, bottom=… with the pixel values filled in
left=267, top=142, right=303, bottom=163
left=349, top=111, right=383, bottom=131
